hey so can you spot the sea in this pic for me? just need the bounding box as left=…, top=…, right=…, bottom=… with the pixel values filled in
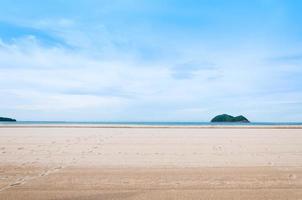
left=1, top=121, right=302, bottom=126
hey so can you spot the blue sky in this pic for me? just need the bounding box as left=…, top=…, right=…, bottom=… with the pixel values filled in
left=0, top=0, right=302, bottom=122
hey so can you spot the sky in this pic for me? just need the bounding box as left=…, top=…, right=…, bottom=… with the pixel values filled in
left=0, top=0, right=302, bottom=122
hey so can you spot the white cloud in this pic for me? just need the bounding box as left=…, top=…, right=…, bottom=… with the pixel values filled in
left=0, top=19, right=302, bottom=121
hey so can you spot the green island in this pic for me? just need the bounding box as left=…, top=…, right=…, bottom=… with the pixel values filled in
left=211, top=114, right=249, bottom=123
left=0, top=117, right=17, bottom=122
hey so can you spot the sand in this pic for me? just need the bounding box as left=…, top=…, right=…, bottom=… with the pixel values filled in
left=0, top=126, right=302, bottom=199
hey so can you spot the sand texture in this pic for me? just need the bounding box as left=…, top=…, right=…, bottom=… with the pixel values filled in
left=0, top=126, right=302, bottom=199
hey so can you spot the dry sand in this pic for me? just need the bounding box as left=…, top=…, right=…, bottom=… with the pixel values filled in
left=0, top=126, right=302, bottom=199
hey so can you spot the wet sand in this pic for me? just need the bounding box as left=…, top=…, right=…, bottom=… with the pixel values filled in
left=0, top=126, right=302, bottom=199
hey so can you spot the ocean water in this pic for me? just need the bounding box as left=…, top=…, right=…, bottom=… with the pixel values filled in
left=1, top=121, right=302, bottom=126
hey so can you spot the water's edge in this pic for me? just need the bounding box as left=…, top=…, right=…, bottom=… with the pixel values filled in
left=1, top=121, right=302, bottom=128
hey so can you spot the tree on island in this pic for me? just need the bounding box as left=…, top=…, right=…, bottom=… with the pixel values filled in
left=0, top=117, right=17, bottom=122
left=211, top=114, right=249, bottom=123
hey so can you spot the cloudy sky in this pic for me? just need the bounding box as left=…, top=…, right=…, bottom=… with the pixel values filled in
left=0, top=0, right=302, bottom=122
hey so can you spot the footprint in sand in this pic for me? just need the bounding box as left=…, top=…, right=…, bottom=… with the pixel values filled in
left=10, top=182, right=22, bottom=187
left=213, top=145, right=224, bottom=152
left=40, top=171, right=48, bottom=177
left=289, top=174, right=297, bottom=180
left=40, top=167, right=60, bottom=177
left=54, top=166, right=62, bottom=170
left=10, top=178, right=25, bottom=187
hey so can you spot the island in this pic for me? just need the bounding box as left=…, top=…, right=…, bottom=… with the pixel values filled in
left=0, top=117, right=17, bottom=122
left=211, top=114, right=249, bottom=123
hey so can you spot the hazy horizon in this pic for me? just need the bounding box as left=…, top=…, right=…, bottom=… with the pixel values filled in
left=1, top=0, right=302, bottom=122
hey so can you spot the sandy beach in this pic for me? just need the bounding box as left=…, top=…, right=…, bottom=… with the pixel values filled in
left=0, top=126, right=302, bottom=199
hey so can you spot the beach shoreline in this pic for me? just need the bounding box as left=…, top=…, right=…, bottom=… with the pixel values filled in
left=1, top=124, right=302, bottom=129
